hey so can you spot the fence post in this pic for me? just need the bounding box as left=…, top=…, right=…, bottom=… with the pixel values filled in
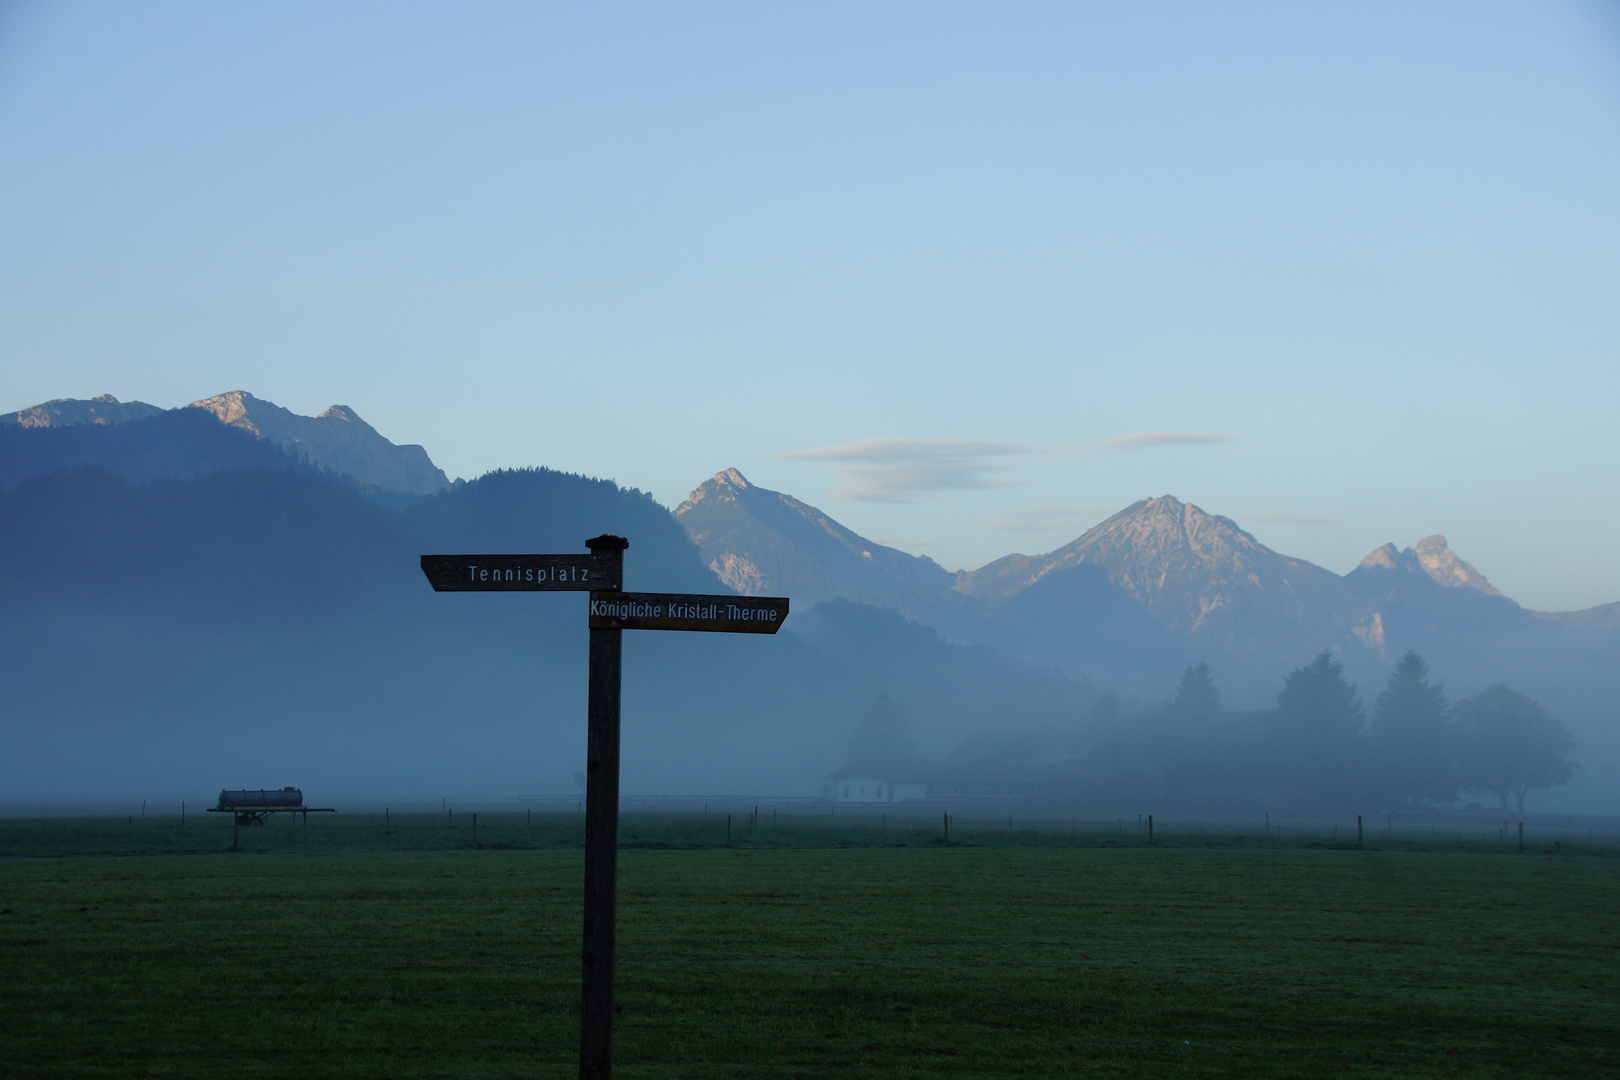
left=943, top=812, right=949, bottom=843
left=726, top=814, right=731, bottom=844
left=1357, top=815, right=1363, bottom=848
left=1518, top=821, right=1524, bottom=853
left=1148, top=815, right=1154, bottom=844
left=472, top=813, right=478, bottom=843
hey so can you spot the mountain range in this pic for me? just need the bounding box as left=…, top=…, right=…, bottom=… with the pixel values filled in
left=3, top=391, right=448, bottom=495
left=3, top=392, right=1615, bottom=807
left=674, top=468, right=1612, bottom=702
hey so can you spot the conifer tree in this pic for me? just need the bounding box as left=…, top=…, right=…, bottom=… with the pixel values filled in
left=1370, top=651, right=1454, bottom=807
left=1165, top=662, right=1221, bottom=717
left=1277, top=650, right=1365, bottom=743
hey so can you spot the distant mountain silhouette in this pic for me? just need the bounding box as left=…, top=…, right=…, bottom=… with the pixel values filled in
left=675, top=478, right=1619, bottom=734
left=676, top=468, right=955, bottom=607
left=1, top=393, right=163, bottom=429
left=957, top=496, right=1351, bottom=665
left=187, top=391, right=449, bottom=494
left=1, top=393, right=1614, bottom=806
left=1, top=391, right=449, bottom=495
left=0, top=457, right=1099, bottom=800
left=1353, top=535, right=1501, bottom=596
left=0, top=408, right=306, bottom=490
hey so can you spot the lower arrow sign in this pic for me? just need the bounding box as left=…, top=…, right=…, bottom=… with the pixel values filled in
left=588, top=592, right=789, bottom=633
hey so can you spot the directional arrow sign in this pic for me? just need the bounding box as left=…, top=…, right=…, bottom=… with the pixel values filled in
left=587, top=592, right=789, bottom=633
left=419, top=535, right=789, bottom=1080
left=420, top=553, right=620, bottom=592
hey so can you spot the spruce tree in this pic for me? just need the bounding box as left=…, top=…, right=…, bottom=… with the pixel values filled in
left=1277, top=650, right=1365, bottom=742
left=1165, top=662, right=1221, bottom=717
left=1370, top=651, right=1454, bottom=807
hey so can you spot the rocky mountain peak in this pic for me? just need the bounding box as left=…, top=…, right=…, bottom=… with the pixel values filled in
left=184, top=391, right=449, bottom=494
left=188, top=390, right=259, bottom=430
left=674, top=467, right=953, bottom=609
left=677, top=468, right=751, bottom=515
left=1412, top=535, right=1500, bottom=596
left=1358, top=543, right=1400, bottom=570
left=956, top=493, right=1346, bottom=644
left=1, top=394, right=164, bottom=429
left=1353, top=535, right=1501, bottom=597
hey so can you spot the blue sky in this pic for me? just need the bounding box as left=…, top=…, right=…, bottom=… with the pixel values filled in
left=3, top=1, right=1617, bottom=610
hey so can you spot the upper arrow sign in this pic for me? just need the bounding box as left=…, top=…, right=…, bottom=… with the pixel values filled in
left=420, top=554, right=621, bottom=592
left=588, top=592, right=789, bottom=633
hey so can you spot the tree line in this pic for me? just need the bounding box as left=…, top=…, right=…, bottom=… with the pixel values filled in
left=1097, top=652, right=1577, bottom=814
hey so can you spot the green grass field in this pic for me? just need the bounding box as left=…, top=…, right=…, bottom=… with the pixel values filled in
left=1, top=814, right=1615, bottom=1078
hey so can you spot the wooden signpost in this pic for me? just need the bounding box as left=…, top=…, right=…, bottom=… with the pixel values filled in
left=420, top=535, right=788, bottom=1080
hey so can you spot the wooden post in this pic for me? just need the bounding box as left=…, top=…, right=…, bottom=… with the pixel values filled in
left=386, top=807, right=390, bottom=830
left=232, top=814, right=239, bottom=851
left=473, top=813, right=478, bottom=843
left=527, top=808, right=531, bottom=828
left=1518, top=821, right=1524, bottom=853
left=943, top=812, right=949, bottom=843
left=1148, top=815, right=1154, bottom=844
left=181, top=801, right=185, bottom=827
left=580, top=535, right=627, bottom=1080
left=449, top=808, right=453, bottom=827
left=727, top=814, right=732, bottom=844
left=1357, top=815, right=1363, bottom=848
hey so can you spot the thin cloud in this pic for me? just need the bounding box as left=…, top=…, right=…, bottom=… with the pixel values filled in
left=1243, top=513, right=1341, bottom=527
left=826, top=460, right=1019, bottom=502
left=983, top=505, right=1120, bottom=533
left=775, top=431, right=1236, bottom=502
left=776, top=438, right=1028, bottom=463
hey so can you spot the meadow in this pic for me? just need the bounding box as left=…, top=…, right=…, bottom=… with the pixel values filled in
left=1, top=812, right=1615, bottom=1078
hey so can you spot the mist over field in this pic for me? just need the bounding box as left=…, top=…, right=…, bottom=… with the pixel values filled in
left=0, top=403, right=1612, bottom=817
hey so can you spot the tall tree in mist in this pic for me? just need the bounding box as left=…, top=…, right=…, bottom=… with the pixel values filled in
left=1275, top=650, right=1366, bottom=804
left=1452, top=685, right=1576, bottom=814
left=1165, top=662, right=1221, bottom=718
left=1370, top=651, right=1454, bottom=807
left=1277, top=651, right=1365, bottom=742
left=847, top=693, right=919, bottom=771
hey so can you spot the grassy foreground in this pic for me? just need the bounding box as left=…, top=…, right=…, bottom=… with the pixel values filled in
left=0, top=820, right=1615, bottom=1078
